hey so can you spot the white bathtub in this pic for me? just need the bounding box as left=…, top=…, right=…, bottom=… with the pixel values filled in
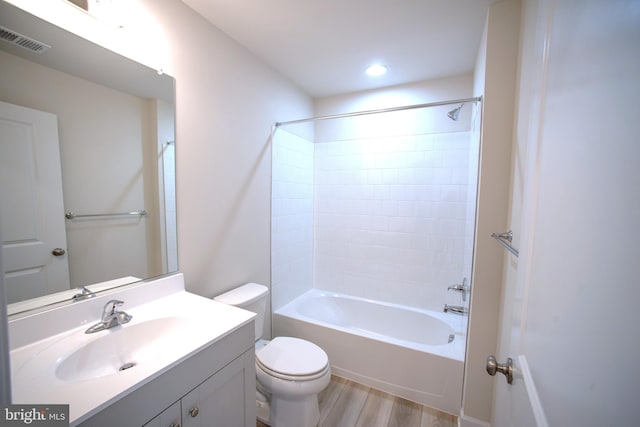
left=273, top=289, right=467, bottom=416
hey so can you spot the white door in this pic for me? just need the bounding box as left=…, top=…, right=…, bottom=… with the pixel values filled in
left=491, top=0, right=640, bottom=425
left=0, top=100, right=70, bottom=303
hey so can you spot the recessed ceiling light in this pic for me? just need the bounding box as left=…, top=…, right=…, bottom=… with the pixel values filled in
left=365, top=64, right=387, bottom=77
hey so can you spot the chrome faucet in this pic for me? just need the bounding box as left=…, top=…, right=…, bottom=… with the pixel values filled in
left=447, top=277, right=469, bottom=301
left=72, top=286, right=96, bottom=302
left=444, top=304, right=468, bottom=316
left=85, top=299, right=132, bottom=334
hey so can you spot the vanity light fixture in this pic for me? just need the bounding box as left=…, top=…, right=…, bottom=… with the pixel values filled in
left=365, top=64, right=387, bottom=77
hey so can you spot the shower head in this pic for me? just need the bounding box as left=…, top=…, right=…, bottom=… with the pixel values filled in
left=447, top=104, right=464, bottom=121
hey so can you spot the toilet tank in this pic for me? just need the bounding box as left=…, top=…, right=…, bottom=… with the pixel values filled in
left=214, top=283, right=268, bottom=341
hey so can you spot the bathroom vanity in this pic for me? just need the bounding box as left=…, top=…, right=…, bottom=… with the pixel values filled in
left=86, top=322, right=255, bottom=427
left=8, top=273, right=256, bottom=426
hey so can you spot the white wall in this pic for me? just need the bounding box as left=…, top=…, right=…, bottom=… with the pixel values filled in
left=157, top=2, right=314, bottom=314
left=0, top=225, right=9, bottom=404
left=461, top=0, right=521, bottom=424
left=155, top=99, right=177, bottom=273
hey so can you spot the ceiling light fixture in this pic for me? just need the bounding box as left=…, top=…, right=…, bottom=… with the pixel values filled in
left=365, top=64, right=387, bottom=77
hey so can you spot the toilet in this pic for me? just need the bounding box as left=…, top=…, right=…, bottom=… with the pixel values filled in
left=214, top=283, right=331, bottom=427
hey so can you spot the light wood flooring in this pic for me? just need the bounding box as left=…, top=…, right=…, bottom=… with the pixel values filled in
left=257, top=375, right=456, bottom=427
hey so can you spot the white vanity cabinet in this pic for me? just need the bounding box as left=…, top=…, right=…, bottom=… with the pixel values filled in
left=181, top=352, right=251, bottom=427
left=144, top=351, right=253, bottom=427
left=78, top=321, right=256, bottom=427
left=143, top=401, right=181, bottom=427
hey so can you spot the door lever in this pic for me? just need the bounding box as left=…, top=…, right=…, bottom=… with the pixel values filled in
left=486, top=355, right=513, bottom=384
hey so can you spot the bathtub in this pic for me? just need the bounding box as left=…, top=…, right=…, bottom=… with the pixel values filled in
left=273, top=289, right=467, bottom=416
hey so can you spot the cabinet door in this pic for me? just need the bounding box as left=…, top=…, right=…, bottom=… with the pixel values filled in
left=182, top=352, right=253, bottom=427
left=143, top=401, right=181, bottom=427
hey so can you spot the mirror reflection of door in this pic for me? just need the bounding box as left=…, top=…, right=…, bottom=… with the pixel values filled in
left=0, top=100, right=70, bottom=303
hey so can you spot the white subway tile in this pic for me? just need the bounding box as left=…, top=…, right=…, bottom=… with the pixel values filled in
left=441, top=185, right=468, bottom=202
left=382, top=169, right=399, bottom=184
left=420, top=150, right=443, bottom=168
left=271, top=130, right=478, bottom=309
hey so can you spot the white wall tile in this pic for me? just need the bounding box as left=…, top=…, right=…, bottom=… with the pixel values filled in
left=272, top=129, right=478, bottom=312
left=271, top=129, right=315, bottom=310
left=313, top=131, right=476, bottom=311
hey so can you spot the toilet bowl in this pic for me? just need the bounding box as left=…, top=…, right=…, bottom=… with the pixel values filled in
left=215, top=284, right=331, bottom=427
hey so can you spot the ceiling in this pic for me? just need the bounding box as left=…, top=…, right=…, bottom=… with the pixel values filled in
left=181, top=0, right=497, bottom=98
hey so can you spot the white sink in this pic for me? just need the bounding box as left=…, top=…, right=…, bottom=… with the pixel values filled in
left=54, top=317, right=192, bottom=382
left=9, top=274, right=256, bottom=425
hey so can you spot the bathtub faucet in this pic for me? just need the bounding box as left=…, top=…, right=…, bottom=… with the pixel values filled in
left=444, top=304, right=468, bottom=316
left=447, top=277, right=469, bottom=301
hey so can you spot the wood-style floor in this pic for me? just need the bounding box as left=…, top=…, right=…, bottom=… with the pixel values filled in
left=257, top=375, right=456, bottom=427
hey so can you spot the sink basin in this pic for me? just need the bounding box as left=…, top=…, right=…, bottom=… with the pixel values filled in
left=55, top=317, right=192, bottom=382
left=9, top=274, right=257, bottom=425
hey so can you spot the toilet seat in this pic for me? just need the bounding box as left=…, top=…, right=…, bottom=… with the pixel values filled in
left=256, top=337, right=329, bottom=381
left=256, top=359, right=330, bottom=382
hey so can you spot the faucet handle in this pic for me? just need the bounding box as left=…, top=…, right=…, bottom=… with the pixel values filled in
left=447, top=278, right=469, bottom=302
left=102, top=299, right=124, bottom=318
left=106, top=299, right=124, bottom=309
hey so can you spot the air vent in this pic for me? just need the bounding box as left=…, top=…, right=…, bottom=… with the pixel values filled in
left=0, top=25, right=51, bottom=54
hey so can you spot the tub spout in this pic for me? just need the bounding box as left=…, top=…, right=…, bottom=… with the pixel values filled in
left=444, top=304, right=468, bottom=316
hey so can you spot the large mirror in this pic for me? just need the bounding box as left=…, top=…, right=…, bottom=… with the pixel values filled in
left=0, top=2, right=177, bottom=315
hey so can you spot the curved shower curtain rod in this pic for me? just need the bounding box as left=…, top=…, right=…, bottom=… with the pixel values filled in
left=274, top=96, right=482, bottom=127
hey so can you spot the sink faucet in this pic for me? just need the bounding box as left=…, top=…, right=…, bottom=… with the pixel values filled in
left=72, top=286, right=96, bottom=302
left=444, top=304, right=468, bottom=316
left=85, top=300, right=133, bottom=334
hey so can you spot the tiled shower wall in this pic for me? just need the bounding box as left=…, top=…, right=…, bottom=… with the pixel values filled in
left=272, top=129, right=477, bottom=312
left=314, top=132, right=473, bottom=311
left=271, top=130, right=314, bottom=310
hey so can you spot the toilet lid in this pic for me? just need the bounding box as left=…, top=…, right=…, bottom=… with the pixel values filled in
left=256, top=337, right=328, bottom=377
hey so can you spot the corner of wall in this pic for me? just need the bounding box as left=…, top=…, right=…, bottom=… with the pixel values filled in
left=462, top=0, right=522, bottom=422
left=0, top=227, right=11, bottom=404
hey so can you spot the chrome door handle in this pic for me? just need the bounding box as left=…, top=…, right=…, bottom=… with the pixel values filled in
left=486, top=355, right=513, bottom=384
left=52, top=248, right=66, bottom=256
left=189, top=406, right=199, bottom=417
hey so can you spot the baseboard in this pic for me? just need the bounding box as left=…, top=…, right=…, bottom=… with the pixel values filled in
left=458, top=408, right=491, bottom=427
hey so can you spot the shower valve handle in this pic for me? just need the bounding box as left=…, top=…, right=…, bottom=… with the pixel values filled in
left=447, top=277, right=469, bottom=301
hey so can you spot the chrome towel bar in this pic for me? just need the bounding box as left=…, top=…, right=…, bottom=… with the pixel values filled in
left=65, top=209, right=147, bottom=220
left=491, top=230, right=519, bottom=257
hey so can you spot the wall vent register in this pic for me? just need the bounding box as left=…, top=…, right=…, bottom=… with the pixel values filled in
left=0, top=25, right=50, bottom=53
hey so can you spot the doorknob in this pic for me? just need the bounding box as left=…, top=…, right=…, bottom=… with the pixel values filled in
left=51, top=248, right=66, bottom=256
left=486, top=355, right=513, bottom=384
